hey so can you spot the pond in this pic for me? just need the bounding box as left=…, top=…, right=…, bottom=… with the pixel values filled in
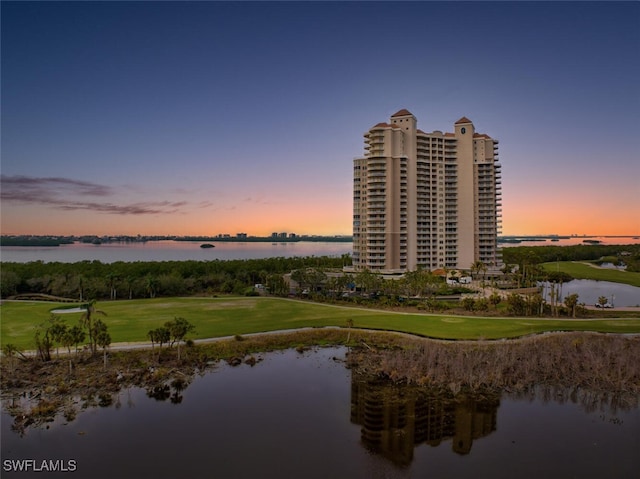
left=1, top=347, right=638, bottom=479
left=541, top=279, right=640, bottom=307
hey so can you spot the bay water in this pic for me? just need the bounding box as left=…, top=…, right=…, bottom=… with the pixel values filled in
left=0, top=240, right=352, bottom=264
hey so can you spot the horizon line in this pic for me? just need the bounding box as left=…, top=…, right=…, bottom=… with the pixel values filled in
left=2, top=233, right=640, bottom=238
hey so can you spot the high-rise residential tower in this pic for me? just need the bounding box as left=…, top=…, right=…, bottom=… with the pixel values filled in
left=352, top=109, right=501, bottom=273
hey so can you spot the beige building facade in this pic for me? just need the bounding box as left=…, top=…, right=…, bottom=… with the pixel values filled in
left=352, top=109, right=501, bottom=273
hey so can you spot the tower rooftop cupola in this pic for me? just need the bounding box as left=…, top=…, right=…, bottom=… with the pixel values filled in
left=455, top=116, right=472, bottom=124
left=391, top=109, right=414, bottom=117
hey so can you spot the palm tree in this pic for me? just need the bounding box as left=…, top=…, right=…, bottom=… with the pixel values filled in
left=355, top=269, right=382, bottom=297
left=148, top=327, right=170, bottom=362
left=76, top=274, right=85, bottom=302
left=106, top=273, right=118, bottom=300
left=564, top=293, right=579, bottom=318
left=403, top=268, right=431, bottom=297
left=479, top=262, right=488, bottom=281
left=66, top=324, right=86, bottom=354
left=470, top=261, right=486, bottom=281
left=165, top=317, right=195, bottom=361
left=48, top=317, right=68, bottom=358
left=489, top=291, right=502, bottom=309
left=94, top=319, right=111, bottom=370
left=145, top=276, right=158, bottom=298
left=80, top=300, right=107, bottom=356
left=123, top=275, right=135, bottom=300
left=548, top=282, right=560, bottom=317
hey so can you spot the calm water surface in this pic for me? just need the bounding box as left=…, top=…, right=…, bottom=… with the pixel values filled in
left=500, top=236, right=640, bottom=247
left=3, top=236, right=639, bottom=264
left=542, top=279, right=640, bottom=307
left=2, top=347, right=638, bottom=479
left=0, top=241, right=352, bottom=264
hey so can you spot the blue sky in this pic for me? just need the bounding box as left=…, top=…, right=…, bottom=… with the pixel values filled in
left=2, top=1, right=639, bottom=236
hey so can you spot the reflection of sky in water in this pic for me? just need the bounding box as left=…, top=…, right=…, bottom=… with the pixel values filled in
left=598, top=262, right=628, bottom=271
left=2, top=236, right=638, bottom=264
left=501, top=237, right=640, bottom=248
left=543, top=280, right=640, bottom=307
left=0, top=240, right=353, bottom=264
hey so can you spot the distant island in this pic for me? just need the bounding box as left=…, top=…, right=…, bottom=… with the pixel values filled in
left=0, top=237, right=74, bottom=247
left=175, top=235, right=353, bottom=243
left=496, top=235, right=637, bottom=244
left=498, top=235, right=571, bottom=244
left=0, top=234, right=353, bottom=247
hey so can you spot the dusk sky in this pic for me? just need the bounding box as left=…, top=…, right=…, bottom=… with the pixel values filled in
left=2, top=1, right=639, bottom=237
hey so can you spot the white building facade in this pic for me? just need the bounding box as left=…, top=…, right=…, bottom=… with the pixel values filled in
left=352, top=109, right=502, bottom=273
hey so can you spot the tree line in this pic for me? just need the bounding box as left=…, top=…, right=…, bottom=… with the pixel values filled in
left=502, top=244, right=640, bottom=271
left=0, top=256, right=348, bottom=300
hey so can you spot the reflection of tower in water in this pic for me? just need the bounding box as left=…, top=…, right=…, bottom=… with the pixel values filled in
left=452, top=396, right=498, bottom=455
left=351, top=377, right=499, bottom=465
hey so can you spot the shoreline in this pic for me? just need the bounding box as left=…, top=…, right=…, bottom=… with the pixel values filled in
left=2, top=329, right=638, bottom=435
left=5, top=323, right=640, bottom=358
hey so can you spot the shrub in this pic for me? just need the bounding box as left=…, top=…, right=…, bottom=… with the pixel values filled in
left=461, top=297, right=476, bottom=312
left=475, top=298, right=489, bottom=312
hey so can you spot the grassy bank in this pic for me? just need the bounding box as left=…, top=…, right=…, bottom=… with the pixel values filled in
left=2, top=297, right=640, bottom=350
left=542, top=261, right=640, bottom=287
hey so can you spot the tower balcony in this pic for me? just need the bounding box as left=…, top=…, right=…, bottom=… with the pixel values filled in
left=366, top=241, right=386, bottom=248
left=367, top=211, right=386, bottom=218
left=367, top=194, right=386, bottom=202
left=367, top=163, right=386, bottom=171
left=367, top=176, right=386, bottom=183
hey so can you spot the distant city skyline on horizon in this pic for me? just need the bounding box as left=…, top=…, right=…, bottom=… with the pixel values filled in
left=2, top=2, right=639, bottom=238
left=2, top=232, right=639, bottom=241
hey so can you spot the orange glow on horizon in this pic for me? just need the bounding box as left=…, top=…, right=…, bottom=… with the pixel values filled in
left=2, top=190, right=638, bottom=237
left=501, top=194, right=639, bottom=237
left=0, top=203, right=353, bottom=237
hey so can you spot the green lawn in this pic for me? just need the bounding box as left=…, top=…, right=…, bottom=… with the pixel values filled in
left=542, top=261, right=640, bottom=287
left=2, top=297, right=639, bottom=350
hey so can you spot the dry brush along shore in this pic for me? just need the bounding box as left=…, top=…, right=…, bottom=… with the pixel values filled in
left=347, top=331, right=640, bottom=413
left=1, top=329, right=638, bottom=434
